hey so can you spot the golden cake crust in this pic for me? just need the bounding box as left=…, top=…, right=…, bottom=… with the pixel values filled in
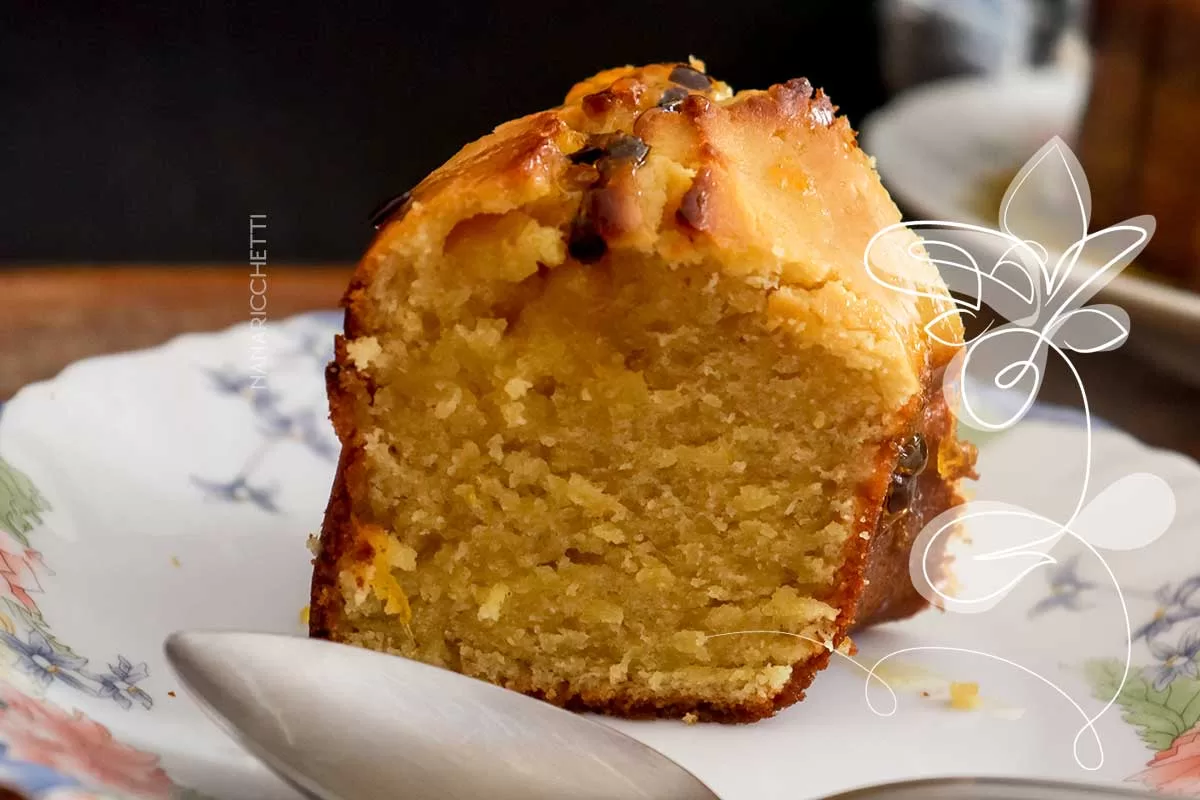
left=345, top=59, right=959, bottom=385
left=311, top=59, right=973, bottom=722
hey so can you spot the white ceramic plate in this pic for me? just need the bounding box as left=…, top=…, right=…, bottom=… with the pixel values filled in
left=1, top=313, right=1200, bottom=799
left=860, top=70, right=1200, bottom=386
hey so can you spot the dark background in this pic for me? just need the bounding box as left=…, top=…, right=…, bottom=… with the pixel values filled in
left=1, top=1, right=889, bottom=264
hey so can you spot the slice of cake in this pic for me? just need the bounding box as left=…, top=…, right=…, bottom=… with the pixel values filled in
left=309, top=60, right=976, bottom=722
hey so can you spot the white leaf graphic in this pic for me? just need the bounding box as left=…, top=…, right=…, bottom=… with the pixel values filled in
left=951, top=327, right=1048, bottom=432
left=975, top=234, right=1045, bottom=326
left=989, top=247, right=1040, bottom=312
left=866, top=222, right=1046, bottom=327
left=1072, top=473, right=1175, bottom=551
left=910, top=501, right=1062, bottom=614
left=1000, top=136, right=1091, bottom=287
left=924, top=308, right=977, bottom=348
left=863, top=222, right=982, bottom=309
left=1047, top=216, right=1155, bottom=309
left=1049, top=305, right=1129, bottom=354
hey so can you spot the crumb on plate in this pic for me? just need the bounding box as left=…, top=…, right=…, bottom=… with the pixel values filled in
left=949, top=681, right=980, bottom=710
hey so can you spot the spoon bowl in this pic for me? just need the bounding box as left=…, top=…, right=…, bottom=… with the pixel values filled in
left=165, top=631, right=720, bottom=800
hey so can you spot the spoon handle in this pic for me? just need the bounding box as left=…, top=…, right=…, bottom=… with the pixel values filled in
left=826, top=777, right=1168, bottom=800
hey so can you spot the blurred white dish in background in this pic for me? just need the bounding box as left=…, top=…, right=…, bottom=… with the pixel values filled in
left=861, top=70, right=1200, bottom=387
left=876, top=0, right=1088, bottom=94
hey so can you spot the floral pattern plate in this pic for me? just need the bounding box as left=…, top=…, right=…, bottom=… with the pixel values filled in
left=0, top=312, right=1199, bottom=799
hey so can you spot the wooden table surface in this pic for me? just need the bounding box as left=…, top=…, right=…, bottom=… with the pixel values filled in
left=2, top=266, right=1199, bottom=461
left=0, top=265, right=351, bottom=399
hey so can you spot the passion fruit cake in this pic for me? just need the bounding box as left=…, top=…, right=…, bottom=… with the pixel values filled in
left=309, top=59, right=976, bottom=722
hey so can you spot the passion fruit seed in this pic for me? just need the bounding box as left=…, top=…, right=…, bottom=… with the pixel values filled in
left=885, top=473, right=917, bottom=515
left=669, top=65, right=711, bottom=91
left=658, top=86, right=689, bottom=111
left=368, top=190, right=412, bottom=229
left=568, top=146, right=607, bottom=165
left=603, top=134, right=649, bottom=165
left=896, top=433, right=928, bottom=476
left=568, top=133, right=649, bottom=168
left=567, top=218, right=607, bottom=264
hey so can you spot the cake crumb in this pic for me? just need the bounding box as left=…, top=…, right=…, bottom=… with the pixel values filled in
left=300, top=605, right=310, bottom=625
left=167, top=691, right=177, bottom=698
left=732, top=485, right=779, bottom=513
left=682, top=712, right=699, bottom=725
left=170, top=556, right=181, bottom=568
left=478, top=583, right=511, bottom=621
left=949, top=681, right=981, bottom=710
left=504, top=377, right=532, bottom=398
left=345, top=336, right=383, bottom=369
left=435, top=387, right=463, bottom=419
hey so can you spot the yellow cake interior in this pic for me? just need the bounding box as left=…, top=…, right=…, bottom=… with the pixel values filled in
left=331, top=217, right=903, bottom=710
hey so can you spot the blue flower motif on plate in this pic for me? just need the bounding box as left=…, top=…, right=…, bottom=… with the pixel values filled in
left=191, top=319, right=338, bottom=513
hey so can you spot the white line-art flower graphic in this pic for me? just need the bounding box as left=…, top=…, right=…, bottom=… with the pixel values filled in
left=859, top=136, right=1175, bottom=769
left=705, top=137, right=1172, bottom=772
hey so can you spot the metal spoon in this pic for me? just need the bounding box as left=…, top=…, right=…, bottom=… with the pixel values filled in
left=165, top=631, right=718, bottom=800
left=828, top=777, right=1167, bottom=800
left=166, top=632, right=1168, bottom=800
